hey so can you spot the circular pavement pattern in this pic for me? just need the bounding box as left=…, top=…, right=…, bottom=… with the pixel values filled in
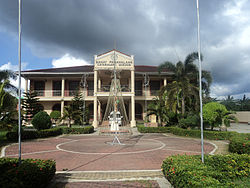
left=3, top=134, right=215, bottom=171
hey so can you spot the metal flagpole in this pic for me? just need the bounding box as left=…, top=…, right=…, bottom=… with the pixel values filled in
left=18, top=0, right=22, bottom=165
left=196, top=0, right=204, bottom=163
left=111, top=50, right=122, bottom=145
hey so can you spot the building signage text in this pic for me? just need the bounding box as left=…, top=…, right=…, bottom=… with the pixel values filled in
left=96, top=60, right=133, bottom=67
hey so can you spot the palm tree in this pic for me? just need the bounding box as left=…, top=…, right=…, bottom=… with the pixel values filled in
left=0, top=70, right=17, bottom=93
left=159, top=52, right=212, bottom=96
left=147, top=94, right=169, bottom=126
left=158, top=52, right=212, bottom=115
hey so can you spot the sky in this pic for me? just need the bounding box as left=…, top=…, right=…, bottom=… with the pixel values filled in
left=0, top=0, right=250, bottom=99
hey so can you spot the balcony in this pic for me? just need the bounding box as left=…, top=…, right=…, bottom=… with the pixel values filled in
left=97, top=85, right=131, bottom=92
left=33, top=90, right=94, bottom=97
left=135, top=90, right=159, bottom=96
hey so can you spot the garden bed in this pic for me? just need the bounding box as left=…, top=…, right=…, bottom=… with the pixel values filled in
left=0, top=158, right=56, bottom=188
left=162, top=154, right=250, bottom=187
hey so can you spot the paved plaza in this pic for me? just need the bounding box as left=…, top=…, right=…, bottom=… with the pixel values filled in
left=2, top=133, right=215, bottom=187
left=3, top=134, right=214, bottom=171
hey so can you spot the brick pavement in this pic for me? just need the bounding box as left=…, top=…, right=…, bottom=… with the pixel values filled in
left=4, top=133, right=214, bottom=171
left=3, top=132, right=215, bottom=187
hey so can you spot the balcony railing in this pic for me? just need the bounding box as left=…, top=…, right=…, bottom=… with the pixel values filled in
left=98, top=85, right=131, bottom=92
left=135, top=90, right=159, bottom=96
left=32, top=89, right=159, bottom=97
left=32, top=90, right=94, bottom=97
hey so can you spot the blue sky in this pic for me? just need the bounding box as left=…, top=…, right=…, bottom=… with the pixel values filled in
left=0, top=31, right=52, bottom=70
left=0, top=0, right=250, bottom=99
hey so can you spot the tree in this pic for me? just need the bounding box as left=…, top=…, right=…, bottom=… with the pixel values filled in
left=0, top=81, right=18, bottom=130
left=31, top=111, right=52, bottom=130
left=0, top=70, right=17, bottom=93
left=22, top=91, right=43, bottom=122
left=158, top=52, right=212, bottom=116
left=147, top=95, right=169, bottom=126
left=158, top=52, right=212, bottom=96
left=203, top=102, right=237, bottom=131
left=61, top=91, right=88, bottom=127
left=50, top=110, right=61, bottom=125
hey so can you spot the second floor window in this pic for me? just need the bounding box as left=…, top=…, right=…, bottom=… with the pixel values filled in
left=69, top=81, right=80, bottom=96
left=53, top=81, right=62, bottom=96
left=150, top=81, right=161, bottom=96
left=88, top=81, right=94, bottom=96
left=34, top=81, right=45, bottom=96
left=135, top=80, right=142, bottom=96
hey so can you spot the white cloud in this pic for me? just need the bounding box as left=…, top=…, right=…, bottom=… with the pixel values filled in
left=0, top=62, right=28, bottom=92
left=52, top=53, right=90, bottom=68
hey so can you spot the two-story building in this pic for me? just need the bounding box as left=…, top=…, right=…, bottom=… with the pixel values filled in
left=22, top=49, right=172, bottom=127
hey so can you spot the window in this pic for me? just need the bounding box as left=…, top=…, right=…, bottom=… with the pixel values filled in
left=34, top=81, right=45, bottom=96
left=69, top=81, right=79, bottom=96
left=88, top=81, right=94, bottom=96
left=53, top=81, right=62, bottom=96
left=150, top=81, right=161, bottom=96
left=135, top=80, right=142, bottom=96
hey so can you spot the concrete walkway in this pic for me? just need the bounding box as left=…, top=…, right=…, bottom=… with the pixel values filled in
left=50, top=170, right=171, bottom=188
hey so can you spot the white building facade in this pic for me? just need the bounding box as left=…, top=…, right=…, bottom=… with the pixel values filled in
left=22, top=50, right=172, bottom=127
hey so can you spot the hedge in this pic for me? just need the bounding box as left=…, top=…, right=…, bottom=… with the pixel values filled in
left=137, top=125, right=238, bottom=140
left=137, top=126, right=171, bottom=133
left=61, top=126, right=94, bottom=134
left=229, top=134, right=250, bottom=154
left=162, top=154, right=250, bottom=188
left=6, top=126, right=95, bottom=141
left=6, top=127, right=62, bottom=141
left=0, top=158, right=56, bottom=188
left=167, top=127, right=238, bottom=140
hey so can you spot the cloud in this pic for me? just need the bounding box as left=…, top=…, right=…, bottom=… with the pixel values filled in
left=0, top=0, right=250, bottom=99
left=52, top=54, right=90, bottom=68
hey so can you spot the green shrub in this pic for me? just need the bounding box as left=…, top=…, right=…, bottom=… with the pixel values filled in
left=0, top=158, right=56, bottom=188
left=38, top=127, right=63, bottom=138
left=61, top=126, right=94, bottom=134
left=137, top=125, right=171, bottom=133
left=6, top=128, right=62, bottom=141
left=137, top=125, right=238, bottom=140
left=178, top=114, right=200, bottom=129
left=50, top=110, right=61, bottom=124
left=229, top=134, right=250, bottom=154
left=161, top=154, right=250, bottom=188
left=6, top=130, right=39, bottom=141
left=32, top=111, right=52, bottom=130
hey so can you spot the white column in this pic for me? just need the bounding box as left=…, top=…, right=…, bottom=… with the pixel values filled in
left=61, top=78, right=65, bottom=117
left=61, top=77, right=65, bottom=98
left=98, top=100, right=101, bottom=121
left=98, top=78, right=101, bottom=91
left=130, top=70, right=136, bottom=127
left=164, top=77, right=167, bottom=86
left=93, top=70, right=98, bottom=127
left=25, top=78, right=28, bottom=93
left=61, top=101, right=64, bottom=117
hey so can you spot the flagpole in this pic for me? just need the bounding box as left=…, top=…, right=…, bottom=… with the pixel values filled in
left=18, top=0, right=22, bottom=165
left=196, top=0, right=204, bottom=163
